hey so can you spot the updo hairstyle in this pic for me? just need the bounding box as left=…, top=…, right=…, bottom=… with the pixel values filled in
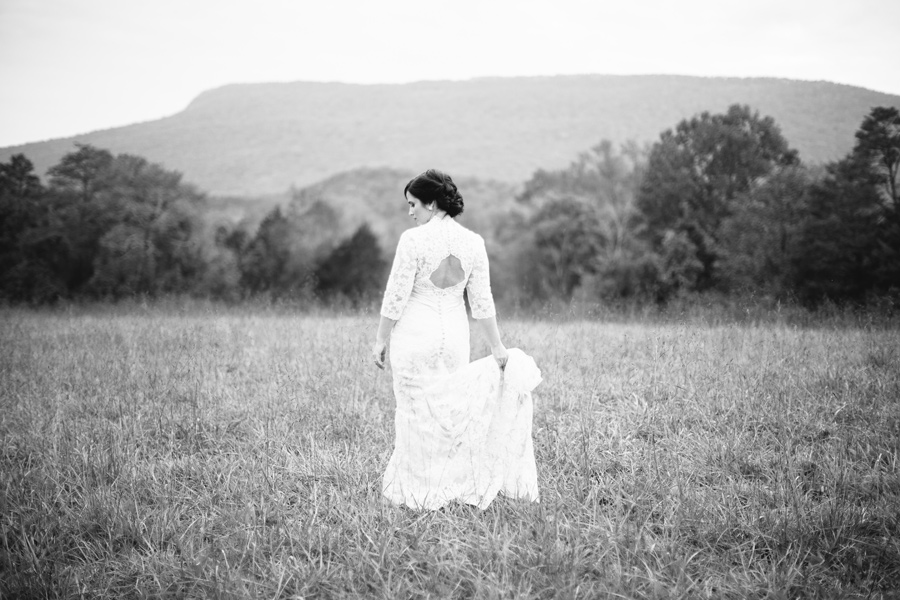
left=404, top=169, right=464, bottom=217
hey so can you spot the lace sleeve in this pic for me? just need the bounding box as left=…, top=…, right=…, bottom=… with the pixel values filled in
left=467, top=236, right=496, bottom=319
left=381, top=231, right=418, bottom=320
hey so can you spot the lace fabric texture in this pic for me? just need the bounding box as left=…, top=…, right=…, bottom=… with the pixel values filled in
left=380, top=216, right=496, bottom=321
left=380, top=217, right=540, bottom=510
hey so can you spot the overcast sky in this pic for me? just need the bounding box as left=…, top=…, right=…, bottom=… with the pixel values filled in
left=1, top=0, right=899, bottom=148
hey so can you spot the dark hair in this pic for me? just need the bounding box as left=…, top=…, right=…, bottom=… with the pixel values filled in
left=404, top=169, right=464, bottom=217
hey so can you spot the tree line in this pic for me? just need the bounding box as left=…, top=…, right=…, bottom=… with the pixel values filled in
left=496, top=105, right=899, bottom=307
left=1, top=105, right=898, bottom=308
left=0, top=145, right=384, bottom=304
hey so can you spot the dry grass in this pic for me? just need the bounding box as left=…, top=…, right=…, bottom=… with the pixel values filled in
left=1, top=306, right=899, bottom=599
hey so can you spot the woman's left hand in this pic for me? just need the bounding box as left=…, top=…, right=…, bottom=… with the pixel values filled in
left=372, top=341, right=387, bottom=369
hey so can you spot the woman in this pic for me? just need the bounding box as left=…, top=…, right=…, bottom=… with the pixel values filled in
left=372, top=169, right=542, bottom=510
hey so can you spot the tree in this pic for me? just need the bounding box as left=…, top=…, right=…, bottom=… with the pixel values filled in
left=240, top=206, right=301, bottom=296
left=88, top=224, right=150, bottom=296
left=46, top=151, right=203, bottom=298
left=508, top=140, right=653, bottom=302
left=37, top=145, right=118, bottom=293
left=0, top=154, right=44, bottom=262
left=528, top=197, right=606, bottom=299
left=518, top=140, right=647, bottom=261
left=315, top=224, right=386, bottom=301
left=788, top=109, right=900, bottom=305
left=240, top=199, right=343, bottom=300
left=636, top=105, right=799, bottom=290
left=657, top=229, right=705, bottom=293
left=791, top=157, right=883, bottom=304
left=718, top=166, right=811, bottom=296
left=47, top=143, right=113, bottom=202
left=0, top=154, right=60, bottom=302
left=94, top=154, right=203, bottom=295
left=194, top=223, right=251, bottom=301
left=853, top=106, right=900, bottom=209
left=0, top=154, right=43, bottom=198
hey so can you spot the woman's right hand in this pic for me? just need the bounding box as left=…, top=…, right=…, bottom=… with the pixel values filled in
left=372, top=341, right=387, bottom=370
left=492, top=344, right=509, bottom=371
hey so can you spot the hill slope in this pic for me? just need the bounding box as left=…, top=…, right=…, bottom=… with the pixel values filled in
left=3, top=75, right=898, bottom=196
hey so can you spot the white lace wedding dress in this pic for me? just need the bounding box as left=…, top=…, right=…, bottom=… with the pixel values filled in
left=380, top=215, right=541, bottom=510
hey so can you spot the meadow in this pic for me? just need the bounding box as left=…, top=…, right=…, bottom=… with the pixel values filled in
left=1, top=305, right=898, bottom=599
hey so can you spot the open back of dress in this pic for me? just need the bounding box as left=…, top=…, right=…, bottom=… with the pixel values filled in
left=429, top=254, right=465, bottom=289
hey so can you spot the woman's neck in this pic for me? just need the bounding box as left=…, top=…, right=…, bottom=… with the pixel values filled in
left=429, top=209, right=450, bottom=223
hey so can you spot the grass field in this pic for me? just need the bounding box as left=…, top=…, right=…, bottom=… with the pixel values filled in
left=1, top=306, right=899, bottom=599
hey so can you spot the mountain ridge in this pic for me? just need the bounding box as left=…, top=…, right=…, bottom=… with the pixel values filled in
left=3, top=74, right=898, bottom=196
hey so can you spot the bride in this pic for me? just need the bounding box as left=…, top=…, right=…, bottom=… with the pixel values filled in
left=372, top=169, right=542, bottom=510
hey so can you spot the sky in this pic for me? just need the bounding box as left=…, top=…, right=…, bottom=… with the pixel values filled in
left=1, top=0, right=899, bottom=148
